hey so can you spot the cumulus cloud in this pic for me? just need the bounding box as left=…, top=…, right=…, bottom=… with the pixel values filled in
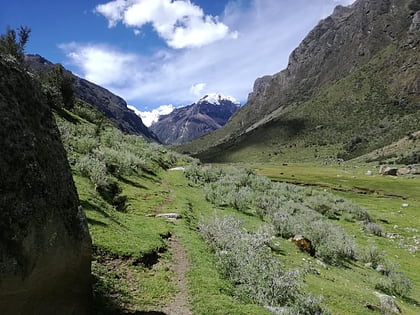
left=128, top=104, right=175, bottom=126
left=95, top=0, right=234, bottom=49
left=59, top=42, right=141, bottom=86
left=63, top=0, right=356, bottom=109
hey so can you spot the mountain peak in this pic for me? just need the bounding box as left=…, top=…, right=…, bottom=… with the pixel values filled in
left=197, top=93, right=240, bottom=106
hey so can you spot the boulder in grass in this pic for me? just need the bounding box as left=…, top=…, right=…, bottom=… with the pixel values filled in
left=291, top=235, right=315, bottom=256
left=156, top=213, right=182, bottom=220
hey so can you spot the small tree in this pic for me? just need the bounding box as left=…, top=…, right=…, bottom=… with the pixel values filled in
left=0, top=26, right=31, bottom=62
left=40, top=64, right=75, bottom=109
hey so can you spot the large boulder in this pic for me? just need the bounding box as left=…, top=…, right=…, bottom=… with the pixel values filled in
left=0, top=55, right=92, bottom=314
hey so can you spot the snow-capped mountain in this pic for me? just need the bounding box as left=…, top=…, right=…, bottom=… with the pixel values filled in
left=197, top=93, right=240, bottom=106
left=150, top=94, right=240, bottom=145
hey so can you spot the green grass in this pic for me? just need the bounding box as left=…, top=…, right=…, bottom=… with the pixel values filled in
left=164, top=170, right=273, bottom=315
left=55, top=100, right=419, bottom=314
left=75, top=174, right=171, bottom=258
left=251, top=163, right=420, bottom=314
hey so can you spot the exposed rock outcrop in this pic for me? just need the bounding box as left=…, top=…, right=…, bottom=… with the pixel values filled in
left=245, top=0, right=411, bottom=127
left=0, top=55, right=92, bottom=314
left=178, top=0, right=420, bottom=163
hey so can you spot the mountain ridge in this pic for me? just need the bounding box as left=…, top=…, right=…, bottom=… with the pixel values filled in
left=150, top=93, right=240, bottom=145
left=24, top=54, right=158, bottom=141
left=176, top=0, right=420, bottom=163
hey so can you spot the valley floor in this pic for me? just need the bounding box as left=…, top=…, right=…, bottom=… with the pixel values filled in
left=84, top=163, right=419, bottom=315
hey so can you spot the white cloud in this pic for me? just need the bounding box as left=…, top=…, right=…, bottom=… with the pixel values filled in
left=59, top=42, right=141, bottom=87
left=128, top=104, right=175, bottom=127
left=95, top=0, right=234, bottom=49
left=64, top=0, right=356, bottom=109
left=190, top=83, right=206, bottom=97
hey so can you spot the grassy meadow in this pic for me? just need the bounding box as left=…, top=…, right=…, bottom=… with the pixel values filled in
left=53, top=101, right=419, bottom=314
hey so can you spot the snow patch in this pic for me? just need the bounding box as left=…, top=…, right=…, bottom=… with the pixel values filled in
left=128, top=104, right=174, bottom=127
left=197, top=93, right=240, bottom=105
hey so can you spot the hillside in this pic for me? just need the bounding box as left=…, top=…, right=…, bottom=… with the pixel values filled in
left=176, top=0, right=420, bottom=163
left=150, top=93, right=240, bottom=144
left=24, top=54, right=158, bottom=141
left=52, top=98, right=420, bottom=314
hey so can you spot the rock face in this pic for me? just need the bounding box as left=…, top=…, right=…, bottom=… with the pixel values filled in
left=25, top=54, right=158, bottom=141
left=243, top=0, right=413, bottom=129
left=0, top=55, right=92, bottom=314
left=178, top=0, right=420, bottom=162
left=150, top=94, right=240, bottom=144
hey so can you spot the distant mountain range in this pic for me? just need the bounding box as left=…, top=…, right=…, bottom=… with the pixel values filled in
left=177, top=0, right=420, bottom=163
left=149, top=94, right=240, bottom=145
left=24, top=54, right=158, bottom=141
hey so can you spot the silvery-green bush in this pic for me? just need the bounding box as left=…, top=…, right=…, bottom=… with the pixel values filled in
left=199, top=215, right=327, bottom=312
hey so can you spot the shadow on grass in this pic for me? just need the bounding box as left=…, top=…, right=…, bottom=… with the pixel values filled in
left=54, top=107, right=80, bottom=124
left=87, top=217, right=108, bottom=227
left=81, top=199, right=125, bottom=227
left=118, top=175, right=149, bottom=189
left=92, top=273, right=167, bottom=315
left=401, top=295, right=420, bottom=307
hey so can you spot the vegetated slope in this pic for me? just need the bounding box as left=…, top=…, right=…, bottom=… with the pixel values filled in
left=25, top=54, right=158, bottom=141
left=53, top=99, right=274, bottom=314
left=150, top=94, right=240, bottom=145
left=53, top=99, right=194, bottom=313
left=177, top=0, right=420, bottom=163
left=0, top=54, right=92, bottom=314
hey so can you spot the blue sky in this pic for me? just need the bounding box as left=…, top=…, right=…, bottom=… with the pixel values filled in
left=2, top=0, right=355, bottom=114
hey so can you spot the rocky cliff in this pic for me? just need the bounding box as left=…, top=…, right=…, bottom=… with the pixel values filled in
left=177, top=0, right=420, bottom=162
left=150, top=94, right=239, bottom=144
left=25, top=54, right=158, bottom=141
left=0, top=55, right=92, bottom=314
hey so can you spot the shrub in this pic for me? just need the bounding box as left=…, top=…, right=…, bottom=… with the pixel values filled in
left=189, top=165, right=361, bottom=265
left=363, top=222, right=385, bottom=237
left=375, top=271, right=412, bottom=297
left=358, top=246, right=384, bottom=268
left=76, top=155, right=108, bottom=189
left=200, top=217, right=294, bottom=302
left=199, top=215, right=327, bottom=312
left=305, top=220, right=357, bottom=265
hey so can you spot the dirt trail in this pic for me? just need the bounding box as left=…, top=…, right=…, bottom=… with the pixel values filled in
left=163, top=236, right=192, bottom=315
left=155, top=180, right=176, bottom=213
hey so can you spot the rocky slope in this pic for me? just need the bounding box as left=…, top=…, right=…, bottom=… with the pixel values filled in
left=177, top=0, right=420, bottom=162
left=0, top=55, right=92, bottom=314
left=25, top=54, right=158, bottom=141
left=150, top=94, right=239, bottom=144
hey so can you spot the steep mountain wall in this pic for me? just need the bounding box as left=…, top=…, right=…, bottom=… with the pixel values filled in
left=0, top=55, right=92, bottom=314
left=177, top=0, right=419, bottom=162
left=25, top=54, right=158, bottom=141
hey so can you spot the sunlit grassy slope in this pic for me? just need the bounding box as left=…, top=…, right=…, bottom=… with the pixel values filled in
left=54, top=100, right=419, bottom=314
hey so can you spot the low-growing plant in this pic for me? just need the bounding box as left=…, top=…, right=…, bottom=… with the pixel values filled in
left=199, top=215, right=327, bottom=312
left=76, top=155, right=108, bottom=188
left=188, top=165, right=361, bottom=265
left=375, top=270, right=412, bottom=297
left=363, top=222, right=385, bottom=237
left=357, top=246, right=385, bottom=269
